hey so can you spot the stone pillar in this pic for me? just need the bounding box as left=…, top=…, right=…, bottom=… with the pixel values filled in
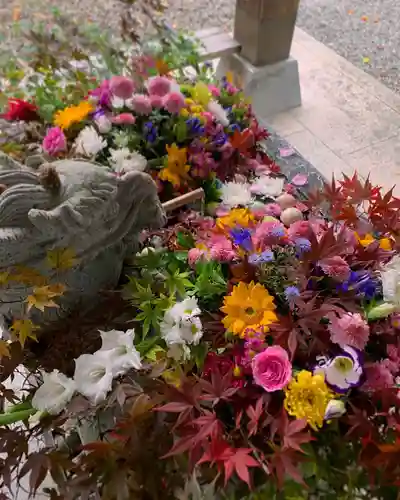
left=216, top=0, right=302, bottom=119
left=234, top=0, right=300, bottom=66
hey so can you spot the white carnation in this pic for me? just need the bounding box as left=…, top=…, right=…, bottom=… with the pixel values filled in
left=109, top=148, right=147, bottom=174
left=221, top=181, right=253, bottom=208
left=32, top=370, right=75, bottom=415
left=207, top=100, right=230, bottom=127
left=75, top=126, right=107, bottom=157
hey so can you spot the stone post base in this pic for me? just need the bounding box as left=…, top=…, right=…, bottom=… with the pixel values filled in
left=216, top=53, right=302, bottom=119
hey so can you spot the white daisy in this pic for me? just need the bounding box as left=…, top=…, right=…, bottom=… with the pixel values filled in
left=74, top=126, right=107, bottom=157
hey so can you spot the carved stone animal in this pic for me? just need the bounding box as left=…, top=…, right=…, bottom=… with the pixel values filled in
left=0, top=153, right=166, bottom=326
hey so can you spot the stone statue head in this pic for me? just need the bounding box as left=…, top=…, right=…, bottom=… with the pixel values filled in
left=0, top=153, right=166, bottom=323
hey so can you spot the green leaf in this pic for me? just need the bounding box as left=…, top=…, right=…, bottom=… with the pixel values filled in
left=174, top=120, right=188, bottom=143
left=176, top=232, right=195, bottom=250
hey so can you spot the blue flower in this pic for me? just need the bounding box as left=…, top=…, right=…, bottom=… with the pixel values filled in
left=186, top=117, right=205, bottom=136
left=270, top=226, right=286, bottom=238
left=295, top=238, right=312, bottom=254
left=284, top=286, right=300, bottom=302
left=338, top=271, right=377, bottom=300
left=230, top=227, right=253, bottom=251
left=143, top=122, right=158, bottom=143
left=229, top=123, right=241, bottom=133
left=249, top=250, right=274, bottom=265
left=214, top=131, right=228, bottom=146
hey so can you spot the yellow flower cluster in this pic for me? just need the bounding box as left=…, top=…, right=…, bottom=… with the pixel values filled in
left=54, top=101, right=93, bottom=130
left=284, top=370, right=334, bottom=431
left=216, top=208, right=255, bottom=231
left=356, top=232, right=391, bottom=251
left=180, top=98, right=206, bottom=122
left=159, top=143, right=190, bottom=187
left=221, top=281, right=277, bottom=338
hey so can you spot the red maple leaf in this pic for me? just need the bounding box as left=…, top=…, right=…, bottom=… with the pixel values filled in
left=198, top=368, right=239, bottom=405
left=277, top=411, right=314, bottom=453
left=246, top=397, right=267, bottom=437
left=198, top=439, right=260, bottom=487
left=339, top=173, right=380, bottom=204
left=229, top=128, right=255, bottom=154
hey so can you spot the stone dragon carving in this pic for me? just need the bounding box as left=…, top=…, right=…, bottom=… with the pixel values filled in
left=0, top=152, right=166, bottom=327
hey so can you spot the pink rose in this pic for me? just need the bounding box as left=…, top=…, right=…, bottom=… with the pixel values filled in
left=112, top=113, right=136, bottom=125
left=163, top=92, right=185, bottom=114
left=252, top=346, right=292, bottom=392
left=110, top=76, right=135, bottom=100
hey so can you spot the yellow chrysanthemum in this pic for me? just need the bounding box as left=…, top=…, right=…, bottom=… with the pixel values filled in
left=221, top=281, right=277, bottom=338
left=159, top=143, right=190, bottom=187
left=355, top=233, right=392, bottom=251
left=216, top=208, right=255, bottom=231
left=284, top=370, right=334, bottom=431
left=54, top=101, right=94, bottom=130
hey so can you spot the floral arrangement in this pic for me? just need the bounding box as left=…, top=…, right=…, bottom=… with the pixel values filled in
left=1, top=32, right=400, bottom=500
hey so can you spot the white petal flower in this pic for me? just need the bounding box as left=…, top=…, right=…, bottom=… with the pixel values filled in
left=314, top=346, right=363, bottom=393
left=161, top=297, right=203, bottom=347
left=74, top=352, right=114, bottom=405
left=111, top=95, right=125, bottom=109
left=167, top=344, right=191, bottom=361
left=220, top=181, right=253, bottom=208
left=250, top=175, right=284, bottom=197
left=32, top=370, right=75, bottom=415
left=109, top=148, right=147, bottom=174
left=75, top=126, right=107, bottom=157
left=207, top=100, right=230, bottom=127
left=324, top=400, right=346, bottom=420
left=99, top=329, right=142, bottom=376
left=380, top=255, right=400, bottom=306
left=95, top=114, right=112, bottom=133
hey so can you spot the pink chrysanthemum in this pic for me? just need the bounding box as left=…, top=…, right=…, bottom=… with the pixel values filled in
left=188, top=247, right=207, bottom=267
left=131, top=94, right=152, bottom=115
left=147, top=76, right=171, bottom=97
left=253, top=219, right=287, bottom=248
left=149, top=94, right=164, bottom=108
left=362, top=362, right=394, bottom=393
left=328, top=312, right=370, bottom=350
left=288, top=220, right=312, bottom=240
left=319, top=256, right=351, bottom=280
left=263, top=203, right=282, bottom=217
left=209, top=237, right=236, bottom=262
left=112, top=113, right=136, bottom=125
left=110, top=76, right=135, bottom=100
left=42, top=127, right=67, bottom=156
left=163, top=92, right=185, bottom=114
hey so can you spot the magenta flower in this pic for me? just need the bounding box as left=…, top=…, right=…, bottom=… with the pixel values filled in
left=89, top=80, right=111, bottom=108
left=163, top=92, right=185, bottom=114
left=131, top=94, right=152, bottom=115
left=42, top=127, right=67, bottom=156
left=263, top=203, right=282, bottom=217
left=112, top=113, right=136, bottom=125
left=319, top=256, right=351, bottom=281
left=252, top=346, right=292, bottom=392
left=208, top=85, right=221, bottom=98
left=288, top=220, right=312, bottom=240
left=188, top=247, right=207, bottom=267
left=110, top=76, right=135, bottom=100
left=148, top=76, right=171, bottom=97
left=328, top=312, right=370, bottom=350
left=362, top=362, right=394, bottom=393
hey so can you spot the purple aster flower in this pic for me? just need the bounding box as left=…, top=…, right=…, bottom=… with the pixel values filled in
left=248, top=250, right=274, bottom=265
left=230, top=227, right=253, bottom=251
left=284, top=286, right=300, bottom=303
left=314, top=345, right=364, bottom=394
left=294, top=238, right=312, bottom=254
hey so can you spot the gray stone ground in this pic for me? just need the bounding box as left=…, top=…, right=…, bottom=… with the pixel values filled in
left=0, top=0, right=399, bottom=93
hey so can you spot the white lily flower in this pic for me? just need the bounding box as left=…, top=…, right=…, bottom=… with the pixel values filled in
left=99, top=329, right=142, bottom=376
left=207, top=100, right=230, bottom=126
left=75, top=126, right=107, bottom=157
left=32, top=370, right=75, bottom=415
left=109, top=148, right=147, bottom=174
left=220, top=181, right=253, bottom=208
left=250, top=175, right=285, bottom=197
left=74, top=352, right=114, bottom=405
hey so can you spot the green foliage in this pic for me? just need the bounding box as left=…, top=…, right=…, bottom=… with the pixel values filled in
left=193, top=261, right=227, bottom=306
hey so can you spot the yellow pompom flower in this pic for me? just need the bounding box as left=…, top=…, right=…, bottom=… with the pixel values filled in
left=180, top=108, right=190, bottom=118
left=159, top=143, right=190, bottom=188
left=284, top=370, right=334, bottom=431
left=356, top=233, right=392, bottom=251
left=54, top=101, right=94, bottom=130
left=216, top=208, right=255, bottom=231
left=221, top=281, right=277, bottom=338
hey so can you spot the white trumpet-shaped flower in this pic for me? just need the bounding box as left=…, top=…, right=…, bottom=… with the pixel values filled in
left=32, top=369, right=75, bottom=415
left=74, top=352, right=114, bottom=405
left=99, top=328, right=142, bottom=376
